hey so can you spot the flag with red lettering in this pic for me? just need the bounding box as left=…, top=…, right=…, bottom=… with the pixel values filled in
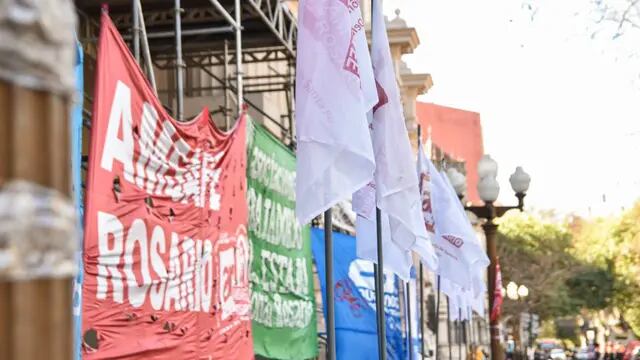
left=295, top=0, right=377, bottom=224
left=81, top=13, right=252, bottom=359
left=354, top=0, right=438, bottom=280
left=418, top=144, right=489, bottom=292
left=490, top=259, right=503, bottom=323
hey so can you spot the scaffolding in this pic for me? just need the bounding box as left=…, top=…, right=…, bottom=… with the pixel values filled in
left=75, top=0, right=297, bottom=148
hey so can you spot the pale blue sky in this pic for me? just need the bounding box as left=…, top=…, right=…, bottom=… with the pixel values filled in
left=384, top=0, right=640, bottom=217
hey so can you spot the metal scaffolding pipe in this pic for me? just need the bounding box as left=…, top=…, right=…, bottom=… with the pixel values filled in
left=223, top=40, right=230, bottom=129
left=174, top=0, right=184, bottom=120
left=234, top=0, right=243, bottom=116
left=245, top=0, right=294, bottom=54
left=136, top=0, right=157, bottom=94
left=208, top=0, right=239, bottom=29
left=132, top=0, right=140, bottom=62
left=286, top=58, right=295, bottom=146
left=122, top=26, right=233, bottom=40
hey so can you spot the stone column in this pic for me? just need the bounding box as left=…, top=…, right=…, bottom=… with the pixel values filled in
left=0, top=1, right=77, bottom=359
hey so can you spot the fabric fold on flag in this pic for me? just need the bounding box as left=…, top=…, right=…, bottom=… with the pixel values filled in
left=443, top=278, right=471, bottom=321
left=470, top=286, right=486, bottom=317
left=355, top=211, right=413, bottom=280
left=295, top=0, right=377, bottom=224
left=442, top=170, right=491, bottom=296
left=354, top=0, right=438, bottom=278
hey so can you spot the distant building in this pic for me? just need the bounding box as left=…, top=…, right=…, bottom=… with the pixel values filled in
left=417, top=102, right=484, bottom=205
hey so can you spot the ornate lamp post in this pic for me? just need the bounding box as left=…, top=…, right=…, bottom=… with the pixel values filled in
left=447, top=155, right=531, bottom=360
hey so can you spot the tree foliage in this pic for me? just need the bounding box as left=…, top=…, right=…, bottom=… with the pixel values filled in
left=609, top=203, right=640, bottom=334
left=496, top=212, right=617, bottom=323
left=497, top=212, right=582, bottom=320
left=569, top=202, right=640, bottom=335
left=498, top=201, right=640, bottom=337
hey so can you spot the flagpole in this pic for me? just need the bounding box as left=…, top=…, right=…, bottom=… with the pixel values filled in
left=373, top=208, right=387, bottom=360
left=419, top=263, right=425, bottom=358
left=407, top=281, right=413, bottom=360
left=459, top=308, right=463, bottom=360
left=324, top=209, right=336, bottom=360
left=371, top=0, right=387, bottom=358
left=436, top=276, right=441, bottom=360
left=467, top=308, right=474, bottom=357
left=136, top=0, right=157, bottom=94
left=464, top=311, right=470, bottom=360
left=469, top=310, right=475, bottom=347
left=447, top=297, right=453, bottom=360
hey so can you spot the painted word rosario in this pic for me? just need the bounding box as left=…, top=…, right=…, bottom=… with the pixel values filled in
left=96, top=211, right=248, bottom=314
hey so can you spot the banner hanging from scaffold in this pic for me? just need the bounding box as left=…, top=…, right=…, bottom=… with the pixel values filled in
left=247, top=120, right=318, bottom=359
left=81, top=13, right=253, bottom=359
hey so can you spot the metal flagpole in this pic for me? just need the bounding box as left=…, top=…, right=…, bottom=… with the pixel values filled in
left=324, top=209, right=336, bottom=360
left=417, top=122, right=426, bottom=359
left=468, top=309, right=473, bottom=344
left=407, top=282, right=413, bottom=360
left=136, top=0, right=157, bottom=94
left=419, top=263, right=425, bottom=358
left=370, top=0, right=387, bottom=358
left=459, top=308, right=463, bottom=360
left=374, top=208, right=387, bottom=360
left=447, top=297, right=453, bottom=360
left=464, top=311, right=470, bottom=360
left=436, top=276, right=442, bottom=360
left=174, top=0, right=184, bottom=120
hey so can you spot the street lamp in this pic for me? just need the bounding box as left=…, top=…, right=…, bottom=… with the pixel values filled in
left=506, top=282, right=519, bottom=300
left=452, top=154, right=531, bottom=360
left=517, top=285, right=529, bottom=299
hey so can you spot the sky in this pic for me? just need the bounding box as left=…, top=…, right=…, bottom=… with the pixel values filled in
left=382, top=0, right=640, bottom=217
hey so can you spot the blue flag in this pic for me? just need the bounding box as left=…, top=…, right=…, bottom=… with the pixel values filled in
left=311, top=228, right=406, bottom=360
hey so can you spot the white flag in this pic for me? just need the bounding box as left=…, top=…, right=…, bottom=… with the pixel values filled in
left=470, top=285, right=486, bottom=317
left=356, top=212, right=413, bottom=280
left=442, top=172, right=491, bottom=297
left=442, top=278, right=462, bottom=321
left=443, top=278, right=472, bottom=321
left=354, top=0, right=438, bottom=277
left=418, top=145, right=489, bottom=292
left=295, top=0, right=378, bottom=224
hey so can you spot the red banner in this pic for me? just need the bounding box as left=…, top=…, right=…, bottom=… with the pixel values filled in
left=81, top=14, right=253, bottom=359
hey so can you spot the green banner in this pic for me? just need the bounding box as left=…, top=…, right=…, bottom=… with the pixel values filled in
left=247, top=120, right=318, bottom=360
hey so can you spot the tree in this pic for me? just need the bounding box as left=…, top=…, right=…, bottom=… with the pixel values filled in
left=609, top=202, right=640, bottom=334
left=593, top=0, right=640, bottom=38
left=497, top=212, right=581, bottom=320
left=569, top=202, right=640, bottom=336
